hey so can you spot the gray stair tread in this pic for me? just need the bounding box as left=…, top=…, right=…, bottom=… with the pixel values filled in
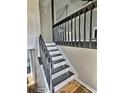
left=49, top=49, right=59, bottom=52
left=52, top=71, right=74, bottom=87
left=52, top=65, right=69, bottom=74
left=45, top=41, right=54, bottom=43
left=51, top=54, right=62, bottom=57
left=53, top=58, right=66, bottom=64
left=46, top=45, right=56, bottom=47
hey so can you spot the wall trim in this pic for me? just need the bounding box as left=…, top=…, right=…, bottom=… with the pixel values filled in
left=75, top=78, right=97, bottom=93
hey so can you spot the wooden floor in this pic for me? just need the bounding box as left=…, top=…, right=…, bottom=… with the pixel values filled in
left=27, top=73, right=36, bottom=93
left=56, top=80, right=92, bottom=93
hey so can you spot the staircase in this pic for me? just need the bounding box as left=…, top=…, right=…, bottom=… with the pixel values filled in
left=39, top=35, right=76, bottom=93
left=45, top=42, right=75, bottom=92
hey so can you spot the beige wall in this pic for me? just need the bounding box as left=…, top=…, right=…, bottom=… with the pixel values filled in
left=39, top=0, right=52, bottom=42
left=27, top=0, right=41, bottom=49
left=61, top=46, right=97, bottom=90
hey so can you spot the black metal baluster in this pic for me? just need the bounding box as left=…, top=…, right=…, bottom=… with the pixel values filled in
left=89, top=9, right=93, bottom=48
left=68, top=20, right=70, bottom=46
left=84, top=12, right=86, bottom=48
left=65, top=22, right=66, bottom=45
left=53, top=27, right=54, bottom=42
left=74, top=15, right=77, bottom=47
left=62, top=23, right=64, bottom=45
left=54, top=27, right=56, bottom=43
left=56, top=26, right=57, bottom=45
left=71, top=17, right=73, bottom=46
left=60, top=24, right=62, bottom=45
left=56, top=26, right=58, bottom=44
left=54, top=27, right=55, bottom=43
left=59, top=25, right=61, bottom=45
left=60, top=24, right=61, bottom=45
left=61, top=24, right=63, bottom=45
left=79, top=13, right=81, bottom=47
left=56, top=27, right=57, bottom=43
left=57, top=26, right=59, bottom=45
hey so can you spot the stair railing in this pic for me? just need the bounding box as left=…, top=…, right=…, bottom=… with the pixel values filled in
left=39, top=35, right=54, bottom=93
left=53, top=0, right=97, bottom=49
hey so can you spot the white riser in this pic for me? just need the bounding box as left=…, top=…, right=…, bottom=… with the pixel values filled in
left=47, top=47, right=58, bottom=51
left=45, top=43, right=56, bottom=46
left=53, top=61, right=66, bottom=68
left=49, top=51, right=60, bottom=56
left=52, top=56, right=63, bottom=61
left=52, top=68, right=69, bottom=79
left=54, top=75, right=74, bottom=92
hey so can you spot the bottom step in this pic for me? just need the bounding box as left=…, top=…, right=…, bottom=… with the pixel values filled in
left=52, top=71, right=74, bottom=92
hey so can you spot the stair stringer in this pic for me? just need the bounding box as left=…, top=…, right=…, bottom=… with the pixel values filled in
left=38, top=65, right=50, bottom=93
left=57, top=45, right=78, bottom=79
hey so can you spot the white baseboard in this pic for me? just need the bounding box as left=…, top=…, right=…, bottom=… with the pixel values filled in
left=75, top=78, right=97, bottom=93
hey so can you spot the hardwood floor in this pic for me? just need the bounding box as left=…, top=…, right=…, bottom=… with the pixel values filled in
left=56, top=80, right=92, bottom=93
left=27, top=73, right=36, bottom=93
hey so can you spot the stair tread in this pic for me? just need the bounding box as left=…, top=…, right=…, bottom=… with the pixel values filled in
left=52, top=65, right=69, bottom=74
left=53, top=58, right=66, bottom=64
left=52, top=71, right=74, bottom=87
left=49, top=50, right=60, bottom=56
left=46, top=45, right=56, bottom=47
left=51, top=54, right=62, bottom=57
left=45, top=42, right=55, bottom=43
left=49, top=49, right=59, bottom=52
left=45, top=42, right=56, bottom=46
